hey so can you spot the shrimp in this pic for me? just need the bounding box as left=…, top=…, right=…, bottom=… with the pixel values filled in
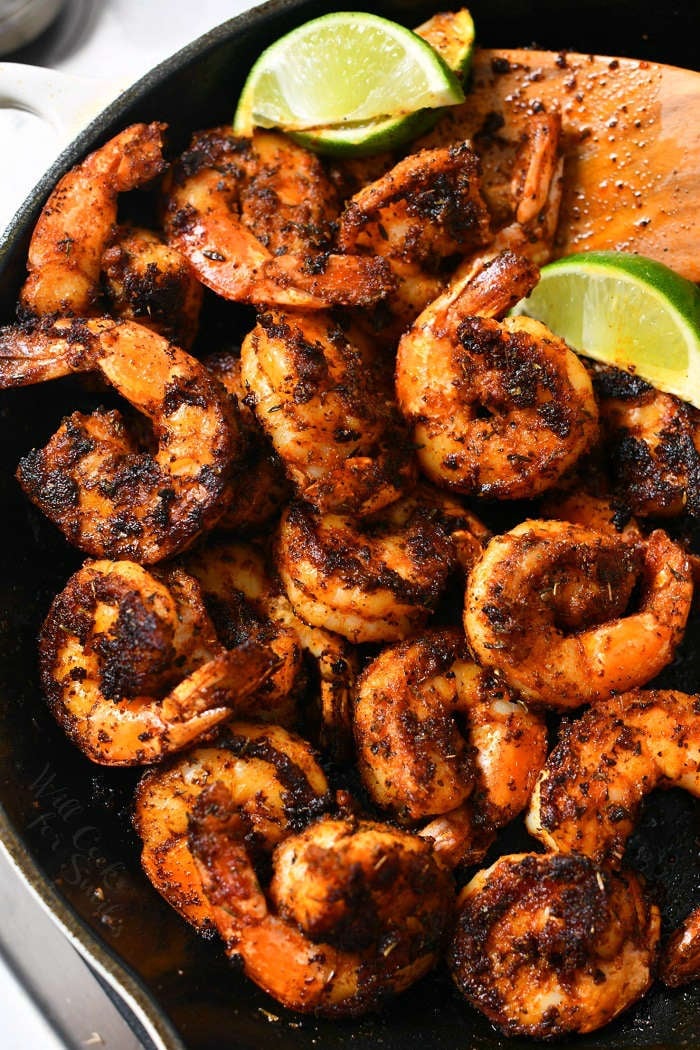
left=275, top=498, right=457, bottom=645
left=39, top=560, right=278, bottom=765
left=189, top=787, right=454, bottom=1017
left=101, top=225, right=204, bottom=349
left=133, top=722, right=332, bottom=929
left=395, top=250, right=599, bottom=499
left=335, top=141, right=492, bottom=344
left=354, top=629, right=547, bottom=868
left=20, top=122, right=167, bottom=318
left=240, top=308, right=416, bottom=516
left=590, top=362, right=700, bottom=518
left=163, top=127, right=394, bottom=308
left=526, top=688, right=700, bottom=864
left=182, top=537, right=358, bottom=761
left=0, top=317, right=240, bottom=562
left=448, top=852, right=660, bottom=1038
left=659, top=909, right=700, bottom=988
left=464, top=519, right=693, bottom=708
left=202, top=351, right=291, bottom=534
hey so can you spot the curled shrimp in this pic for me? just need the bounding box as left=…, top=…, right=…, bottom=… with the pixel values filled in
left=591, top=362, right=700, bottom=518
left=182, top=536, right=358, bottom=760
left=189, top=786, right=453, bottom=1017
left=354, top=629, right=547, bottom=868
left=395, top=250, right=599, bottom=499
left=163, top=127, right=394, bottom=308
left=448, top=852, right=660, bottom=1038
left=465, top=519, right=693, bottom=708
left=39, top=560, right=278, bottom=765
left=0, top=317, right=240, bottom=562
left=133, top=722, right=332, bottom=930
left=335, top=141, right=492, bottom=343
left=240, top=308, right=416, bottom=516
left=276, top=498, right=457, bottom=644
left=101, top=225, right=204, bottom=349
left=202, top=351, right=291, bottom=534
left=526, top=688, right=700, bottom=864
left=21, top=123, right=167, bottom=317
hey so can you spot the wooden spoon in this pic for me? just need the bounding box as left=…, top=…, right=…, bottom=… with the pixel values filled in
left=422, top=48, right=700, bottom=281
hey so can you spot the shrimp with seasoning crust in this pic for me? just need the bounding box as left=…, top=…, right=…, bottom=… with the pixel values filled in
left=240, top=308, right=416, bottom=516
left=133, top=722, right=332, bottom=930
left=276, top=497, right=457, bottom=645
left=395, top=249, right=599, bottom=499
left=465, top=518, right=693, bottom=708
left=354, top=629, right=547, bottom=868
left=20, top=122, right=167, bottom=318
left=448, top=852, right=660, bottom=1038
left=189, top=784, right=453, bottom=1017
left=0, top=317, right=240, bottom=562
left=590, top=362, right=700, bottom=519
left=102, top=225, right=204, bottom=349
left=163, top=127, right=394, bottom=308
left=39, top=560, right=278, bottom=765
left=182, top=536, right=358, bottom=760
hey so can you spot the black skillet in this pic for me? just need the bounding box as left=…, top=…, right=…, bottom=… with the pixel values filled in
left=0, top=1, right=698, bottom=1048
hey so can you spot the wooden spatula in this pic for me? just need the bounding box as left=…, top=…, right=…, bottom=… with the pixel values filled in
left=423, top=48, right=700, bottom=281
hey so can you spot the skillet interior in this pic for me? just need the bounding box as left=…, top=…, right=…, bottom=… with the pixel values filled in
left=0, top=1, right=698, bottom=1047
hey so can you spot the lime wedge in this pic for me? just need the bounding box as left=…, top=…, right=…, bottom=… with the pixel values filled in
left=510, top=251, right=700, bottom=408
left=233, top=10, right=466, bottom=151
left=414, top=7, right=475, bottom=79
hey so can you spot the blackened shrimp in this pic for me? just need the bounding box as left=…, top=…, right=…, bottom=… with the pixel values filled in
left=133, top=723, right=332, bottom=929
left=21, top=122, right=167, bottom=317
left=526, top=689, right=700, bottom=864
left=240, top=308, right=415, bottom=516
left=0, top=317, right=240, bottom=562
left=395, top=250, right=599, bottom=499
left=354, top=629, right=547, bottom=868
left=163, top=127, right=394, bottom=309
left=336, top=141, right=492, bottom=342
left=276, top=498, right=457, bottom=644
left=448, top=852, right=660, bottom=1038
left=102, top=225, right=204, bottom=349
left=202, top=351, right=291, bottom=534
left=189, top=788, right=453, bottom=1017
left=39, top=560, right=277, bottom=765
left=591, top=362, right=700, bottom=518
left=465, top=519, right=693, bottom=708
left=182, top=537, right=358, bottom=760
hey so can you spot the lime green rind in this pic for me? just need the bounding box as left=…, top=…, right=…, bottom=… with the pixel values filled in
left=289, top=109, right=441, bottom=157
left=511, top=251, right=700, bottom=409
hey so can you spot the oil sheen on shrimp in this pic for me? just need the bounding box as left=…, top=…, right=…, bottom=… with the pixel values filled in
left=0, top=316, right=240, bottom=562
left=395, top=250, right=599, bottom=499
left=133, top=722, right=332, bottom=929
left=39, top=560, right=278, bottom=765
left=526, top=688, right=700, bottom=864
left=189, top=786, right=453, bottom=1017
left=448, top=852, right=660, bottom=1038
left=465, top=518, right=693, bottom=708
left=240, top=308, right=416, bottom=516
left=20, top=122, right=167, bottom=317
left=163, top=127, right=394, bottom=309
left=276, top=498, right=457, bottom=644
left=102, top=224, right=204, bottom=349
left=354, top=628, right=547, bottom=868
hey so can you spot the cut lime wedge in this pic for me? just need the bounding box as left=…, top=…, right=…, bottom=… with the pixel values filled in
left=233, top=10, right=465, bottom=150
left=414, top=7, right=475, bottom=79
left=510, top=251, right=700, bottom=408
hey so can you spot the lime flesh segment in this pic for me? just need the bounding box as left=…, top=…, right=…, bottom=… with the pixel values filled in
left=510, top=252, right=700, bottom=408
left=233, top=11, right=465, bottom=136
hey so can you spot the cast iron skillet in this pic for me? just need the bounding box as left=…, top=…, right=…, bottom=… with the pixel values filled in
left=0, top=1, right=698, bottom=1048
